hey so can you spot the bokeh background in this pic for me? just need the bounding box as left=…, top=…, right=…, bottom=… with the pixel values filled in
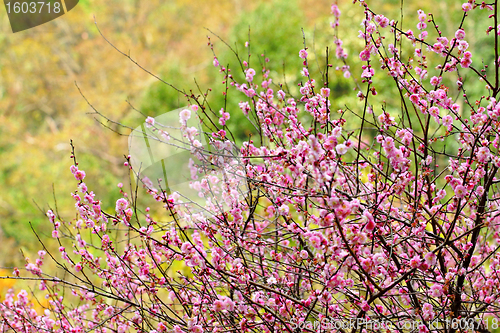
left=0, top=0, right=335, bottom=268
left=0, top=0, right=486, bottom=274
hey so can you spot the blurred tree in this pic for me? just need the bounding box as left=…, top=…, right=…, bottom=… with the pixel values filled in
left=0, top=0, right=257, bottom=265
left=0, top=0, right=490, bottom=269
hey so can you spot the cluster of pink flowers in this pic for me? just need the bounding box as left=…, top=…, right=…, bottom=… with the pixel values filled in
left=2, top=1, right=500, bottom=333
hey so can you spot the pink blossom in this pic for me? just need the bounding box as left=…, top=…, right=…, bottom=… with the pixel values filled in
left=212, top=300, right=225, bottom=312
left=458, top=40, right=469, bottom=51
left=26, top=263, right=41, bottom=276
left=300, top=250, right=308, bottom=259
left=454, top=184, right=467, bottom=198
left=245, top=68, right=256, bottom=82
left=191, top=325, right=203, bottom=333
left=374, top=15, right=389, bottom=28
left=419, top=324, right=429, bottom=333
left=422, top=303, right=434, bottom=320
left=409, top=256, right=421, bottom=268
left=74, top=170, right=86, bottom=181
left=179, top=109, right=192, bottom=123
left=477, top=147, right=491, bottom=163
left=360, top=300, right=371, bottom=311
left=145, top=116, right=155, bottom=128
left=320, top=87, right=330, bottom=97
left=359, top=48, right=371, bottom=61
left=462, top=2, right=473, bottom=11
left=361, top=67, right=374, bottom=78
left=115, top=198, right=128, bottom=212
left=278, top=204, right=289, bottom=216
left=362, top=210, right=375, bottom=232
left=460, top=57, right=472, bottom=68
left=455, top=29, right=466, bottom=40
left=409, top=94, right=419, bottom=104
left=432, top=42, right=444, bottom=54
left=430, top=76, right=442, bottom=86
left=335, top=143, right=348, bottom=155
left=417, top=22, right=427, bottom=30
left=424, top=252, right=437, bottom=266
left=331, top=4, right=340, bottom=17
left=430, top=284, right=443, bottom=297
left=429, top=106, right=440, bottom=118
left=442, top=115, right=453, bottom=130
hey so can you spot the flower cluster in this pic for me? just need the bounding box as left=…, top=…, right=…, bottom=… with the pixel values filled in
left=2, top=1, right=500, bottom=333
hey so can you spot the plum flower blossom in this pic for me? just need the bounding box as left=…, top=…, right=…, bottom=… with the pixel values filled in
left=429, top=106, right=440, bottom=119
left=409, top=256, right=421, bottom=268
left=145, top=116, right=155, bottom=128
left=430, top=76, right=442, bottom=86
left=460, top=50, right=473, bottom=68
left=432, top=43, right=444, bottom=54
left=462, top=2, right=473, bottom=11
left=362, top=210, right=375, bottom=232
left=442, top=115, right=453, bottom=130
left=332, top=126, right=342, bottom=138
left=359, top=48, right=371, bottom=61
left=278, top=204, right=289, bottom=216
left=212, top=300, right=225, bottom=312
left=245, top=68, right=256, bottom=82
left=454, top=185, right=467, bottom=198
left=360, top=301, right=371, bottom=311
left=455, top=29, right=466, bottom=40
left=331, top=4, right=341, bottom=19
left=191, top=325, right=203, bottom=333
left=299, top=250, right=309, bottom=259
left=458, top=40, right=469, bottom=51
left=417, top=21, right=427, bottom=30
left=422, top=303, right=435, bottom=321
left=335, top=143, right=348, bottom=155
left=74, top=170, right=86, bottom=181
left=26, top=263, right=41, bottom=276
left=267, top=277, right=277, bottom=285
left=361, top=66, right=374, bottom=78
left=115, top=198, right=129, bottom=212
left=460, top=57, right=472, bottom=68
left=424, top=252, right=437, bottom=266
left=431, top=284, right=443, bottom=297
left=477, top=147, right=491, bottom=163
left=374, top=14, right=389, bottom=28
left=179, top=109, right=191, bottom=124
left=378, top=112, right=396, bottom=127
